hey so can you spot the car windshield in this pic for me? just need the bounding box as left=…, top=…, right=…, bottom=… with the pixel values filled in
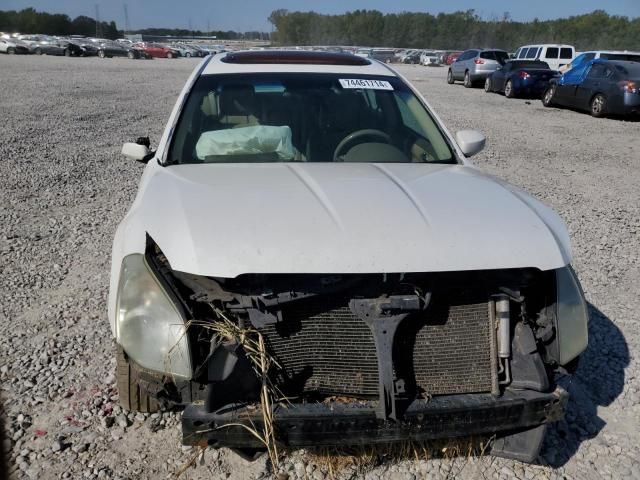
left=168, top=73, right=455, bottom=164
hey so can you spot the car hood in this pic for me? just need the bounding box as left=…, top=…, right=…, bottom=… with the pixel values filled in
left=133, top=163, right=571, bottom=277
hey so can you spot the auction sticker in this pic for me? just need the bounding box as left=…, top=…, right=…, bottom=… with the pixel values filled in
left=339, top=79, right=394, bottom=90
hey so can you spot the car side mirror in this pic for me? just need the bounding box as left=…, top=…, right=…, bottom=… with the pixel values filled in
left=456, top=130, right=486, bottom=157
left=121, top=138, right=154, bottom=163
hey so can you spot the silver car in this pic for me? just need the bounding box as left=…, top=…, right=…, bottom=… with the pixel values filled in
left=448, top=48, right=509, bottom=87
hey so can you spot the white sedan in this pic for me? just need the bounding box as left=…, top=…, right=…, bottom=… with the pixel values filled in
left=109, top=50, right=587, bottom=463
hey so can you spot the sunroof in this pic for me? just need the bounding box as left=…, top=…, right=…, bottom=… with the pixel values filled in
left=221, top=50, right=372, bottom=66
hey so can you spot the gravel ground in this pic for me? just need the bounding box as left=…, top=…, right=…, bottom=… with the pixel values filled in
left=0, top=56, right=639, bottom=480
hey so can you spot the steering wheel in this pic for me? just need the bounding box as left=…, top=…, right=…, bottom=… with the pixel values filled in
left=333, top=129, right=391, bottom=162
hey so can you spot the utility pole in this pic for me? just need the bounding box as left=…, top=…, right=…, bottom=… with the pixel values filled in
left=95, top=4, right=101, bottom=38
left=123, top=3, right=130, bottom=38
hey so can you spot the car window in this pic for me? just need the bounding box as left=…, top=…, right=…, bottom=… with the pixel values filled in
left=168, top=73, right=455, bottom=165
left=494, top=51, right=509, bottom=64
left=518, top=48, right=528, bottom=59
left=480, top=51, right=508, bottom=64
left=560, top=48, right=573, bottom=59
left=587, top=64, right=607, bottom=79
left=545, top=47, right=559, bottom=59
left=602, top=53, right=640, bottom=62
left=525, top=48, right=538, bottom=59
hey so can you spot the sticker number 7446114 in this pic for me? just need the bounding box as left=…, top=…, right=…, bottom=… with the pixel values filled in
left=339, top=79, right=394, bottom=90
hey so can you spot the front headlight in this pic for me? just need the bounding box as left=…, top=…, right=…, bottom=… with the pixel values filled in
left=116, top=254, right=192, bottom=379
left=555, top=266, right=589, bottom=365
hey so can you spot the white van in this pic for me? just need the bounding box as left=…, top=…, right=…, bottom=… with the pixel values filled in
left=514, top=44, right=575, bottom=70
left=559, top=50, right=640, bottom=72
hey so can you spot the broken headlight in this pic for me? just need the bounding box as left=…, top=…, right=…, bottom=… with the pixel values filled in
left=555, top=266, right=589, bottom=365
left=115, top=254, right=192, bottom=379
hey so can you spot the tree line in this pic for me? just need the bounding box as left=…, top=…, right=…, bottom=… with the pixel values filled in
left=268, top=9, right=640, bottom=51
left=0, top=8, right=269, bottom=40
left=0, top=8, right=120, bottom=39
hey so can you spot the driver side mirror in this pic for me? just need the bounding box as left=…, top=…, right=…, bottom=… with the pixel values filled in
left=456, top=130, right=486, bottom=157
left=121, top=137, right=155, bottom=163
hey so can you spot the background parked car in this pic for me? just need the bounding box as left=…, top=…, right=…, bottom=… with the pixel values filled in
left=444, top=51, right=462, bottom=65
left=67, top=39, right=98, bottom=56
left=420, top=51, right=440, bottom=66
left=543, top=60, right=640, bottom=117
left=448, top=48, right=509, bottom=87
left=32, top=38, right=83, bottom=56
left=402, top=50, right=422, bottom=64
left=134, top=42, right=179, bottom=58
left=97, top=41, right=143, bottom=59
left=0, top=38, right=30, bottom=54
left=560, top=50, right=640, bottom=72
left=514, top=44, right=575, bottom=71
left=485, top=60, right=558, bottom=98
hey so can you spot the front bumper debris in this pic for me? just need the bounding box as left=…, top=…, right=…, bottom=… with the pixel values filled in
left=182, top=387, right=567, bottom=449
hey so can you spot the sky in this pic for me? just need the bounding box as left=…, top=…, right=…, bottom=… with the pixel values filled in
left=3, top=0, right=640, bottom=32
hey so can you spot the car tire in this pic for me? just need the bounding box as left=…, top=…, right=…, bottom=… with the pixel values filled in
left=35, top=48, right=42, bottom=55
left=127, top=50, right=135, bottom=59
left=484, top=77, right=492, bottom=92
left=447, top=69, right=455, bottom=84
left=185, top=52, right=191, bottom=58
left=542, top=86, right=556, bottom=107
left=463, top=71, right=472, bottom=88
left=505, top=80, right=515, bottom=98
left=64, top=48, right=71, bottom=57
left=590, top=94, right=607, bottom=118
left=7, top=47, right=15, bottom=55
left=98, top=50, right=106, bottom=59
left=166, top=52, right=174, bottom=59
left=116, top=346, right=160, bottom=413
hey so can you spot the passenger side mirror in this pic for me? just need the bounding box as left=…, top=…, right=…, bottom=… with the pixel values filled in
left=121, top=137, right=154, bottom=163
left=456, top=130, right=486, bottom=157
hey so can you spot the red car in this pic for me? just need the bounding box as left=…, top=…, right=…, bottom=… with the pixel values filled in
left=446, top=52, right=462, bottom=65
left=134, top=42, right=179, bottom=59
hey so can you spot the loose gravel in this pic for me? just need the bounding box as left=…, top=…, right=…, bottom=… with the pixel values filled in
left=1, top=56, right=639, bottom=480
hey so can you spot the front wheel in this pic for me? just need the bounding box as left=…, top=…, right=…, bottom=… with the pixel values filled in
left=166, top=52, right=174, bottom=59
left=542, top=86, right=556, bottom=107
left=64, top=48, right=71, bottom=57
left=127, top=50, right=135, bottom=59
left=484, top=77, right=492, bottom=92
left=185, top=52, right=191, bottom=58
left=7, top=47, right=15, bottom=55
left=505, top=80, right=515, bottom=98
left=447, top=69, right=455, bottom=84
left=590, top=94, right=607, bottom=118
left=35, top=47, right=42, bottom=55
left=463, top=71, right=472, bottom=88
left=98, top=50, right=106, bottom=58
left=116, top=346, right=160, bottom=413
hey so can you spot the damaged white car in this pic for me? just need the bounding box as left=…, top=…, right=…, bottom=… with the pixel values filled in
left=109, top=50, right=588, bottom=463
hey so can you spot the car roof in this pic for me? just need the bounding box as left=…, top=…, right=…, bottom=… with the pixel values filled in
left=201, top=50, right=397, bottom=77
left=518, top=44, right=574, bottom=48
left=591, top=59, right=639, bottom=66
